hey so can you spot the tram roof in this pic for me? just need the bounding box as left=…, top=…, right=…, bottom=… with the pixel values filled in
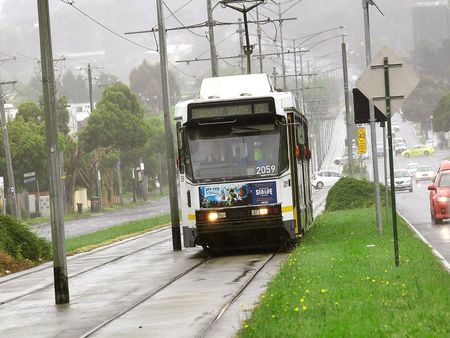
left=175, top=74, right=301, bottom=120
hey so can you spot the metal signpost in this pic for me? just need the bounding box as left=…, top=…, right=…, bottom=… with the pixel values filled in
left=356, top=46, right=419, bottom=266
left=24, top=172, right=41, bottom=216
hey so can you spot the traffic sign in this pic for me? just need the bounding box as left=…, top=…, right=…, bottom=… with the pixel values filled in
left=355, top=46, right=419, bottom=115
left=353, top=88, right=386, bottom=124
left=24, top=171, right=36, bottom=178
left=357, top=127, right=367, bottom=154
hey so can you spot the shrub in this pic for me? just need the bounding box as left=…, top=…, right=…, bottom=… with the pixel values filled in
left=0, top=215, right=51, bottom=260
left=325, top=177, right=386, bottom=212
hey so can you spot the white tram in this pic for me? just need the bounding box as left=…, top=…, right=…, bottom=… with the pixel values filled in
left=175, top=74, right=313, bottom=250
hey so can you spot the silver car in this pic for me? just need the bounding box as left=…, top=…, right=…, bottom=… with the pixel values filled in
left=389, top=170, right=413, bottom=192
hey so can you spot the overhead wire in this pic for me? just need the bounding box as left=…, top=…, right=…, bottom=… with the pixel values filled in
left=163, top=1, right=207, bottom=39
left=59, top=0, right=158, bottom=52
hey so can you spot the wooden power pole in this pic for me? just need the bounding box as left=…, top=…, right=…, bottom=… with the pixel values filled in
left=37, top=0, right=70, bottom=304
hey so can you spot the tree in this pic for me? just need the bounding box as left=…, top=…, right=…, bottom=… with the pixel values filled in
left=129, top=60, right=180, bottom=113
left=402, top=77, right=448, bottom=134
left=80, top=83, right=147, bottom=153
left=16, top=102, right=43, bottom=124
left=79, top=83, right=149, bottom=202
left=7, top=117, right=48, bottom=192
left=59, top=70, right=88, bottom=103
left=432, top=92, right=450, bottom=133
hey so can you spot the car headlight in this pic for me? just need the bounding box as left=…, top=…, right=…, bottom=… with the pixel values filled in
left=437, top=197, right=450, bottom=203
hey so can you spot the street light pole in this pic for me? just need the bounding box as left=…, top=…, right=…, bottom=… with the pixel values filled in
left=341, top=35, right=353, bottom=177
left=363, top=0, right=383, bottom=234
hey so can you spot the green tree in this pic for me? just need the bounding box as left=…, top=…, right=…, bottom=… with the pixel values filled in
left=79, top=83, right=149, bottom=202
left=402, top=77, right=448, bottom=134
left=432, top=92, right=450, bottom=133
left=129, top=60, right=180, bottom=113
left=16, top=102, right=43, bottom=123
left=7, top=117, right=48, bottom=192
left=80, top=83, right=147, bottom=152
left=59, top=70, right=88, bottom=103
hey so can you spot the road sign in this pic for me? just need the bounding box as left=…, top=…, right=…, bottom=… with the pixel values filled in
left=24, top=171, right=36, bottom=178
left=355, top=46, right=419, bottom=115
left=357, top=127, right=367, bottom=154
left=24, top=177, right=36, bottom=184
left=353, top=88, right=386, bottom=124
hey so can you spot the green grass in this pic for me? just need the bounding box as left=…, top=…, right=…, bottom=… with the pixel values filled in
left=65, top=213, right=170, bottom=254
left=240, top=208, right=450, bottom=337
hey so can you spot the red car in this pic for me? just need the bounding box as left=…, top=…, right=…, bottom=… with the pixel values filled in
left=428, top=165, right=450, bottom=225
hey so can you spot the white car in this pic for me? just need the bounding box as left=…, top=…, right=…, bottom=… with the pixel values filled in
left=406, top=162, right=419, bottom=177
left=388, top=170, right=413, bottom=192
left=312, top=171, right=343, bottom=189
left=425, top=139, right=437, bottom=148
left=414, top=165, right=435, bottom=182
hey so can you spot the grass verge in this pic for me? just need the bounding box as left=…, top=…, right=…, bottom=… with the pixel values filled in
left=240, top=208, right=450, bottom=337
left=66, top=213, right=170, bottom=254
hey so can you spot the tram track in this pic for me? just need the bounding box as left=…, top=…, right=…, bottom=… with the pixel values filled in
left=0, top=228, right=172, bottom=306
left=0, top=226, right=171, bottom=286
left=84, top=251, right=279, bottom=338
left=198, top=252, right=277, bottom=338
left=82, top=256, right=213, bottom=337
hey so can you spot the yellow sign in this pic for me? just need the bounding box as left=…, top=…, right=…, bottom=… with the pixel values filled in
left=357, top=127, right=367, bottom=154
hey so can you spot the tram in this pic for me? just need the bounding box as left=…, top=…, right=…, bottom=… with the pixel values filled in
left=175, top=74, right=313, bottom=250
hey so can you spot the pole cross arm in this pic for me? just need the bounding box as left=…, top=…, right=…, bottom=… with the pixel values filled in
left=373, top=95, right=404, bottom=101
left=370, top=62, right=403, bottom=70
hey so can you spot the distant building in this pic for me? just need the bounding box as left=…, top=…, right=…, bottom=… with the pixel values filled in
left=4, top=103, right=17, bottom=120
left=67, top=102, right=93, bottom=134
left=413, top=1, right=450, bottom=48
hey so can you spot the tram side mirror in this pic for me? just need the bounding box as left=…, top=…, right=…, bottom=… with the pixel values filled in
left=427, top=185, right=436, bottom=191
left=305, top=147, right=312, bottom=160
left=176, top=121, right=185, bottom=174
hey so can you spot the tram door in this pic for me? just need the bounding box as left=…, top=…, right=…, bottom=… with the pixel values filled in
left=287, top=113, right=302, bottom=235
left=295, top=116, right=307, bottom=230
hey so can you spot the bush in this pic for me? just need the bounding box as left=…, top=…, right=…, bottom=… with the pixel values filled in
left=0, top=215, right=51, bottom=260
left=325, top=177, right=386, bottom=212
left=343, top=160, right=368, bottom=179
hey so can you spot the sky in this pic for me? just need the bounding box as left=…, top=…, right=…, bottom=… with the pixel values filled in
left=0, top=0, right=442, bottom=92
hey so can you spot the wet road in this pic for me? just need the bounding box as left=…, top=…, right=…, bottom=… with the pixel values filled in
left=32, top=197, right=170, bottom=240
left=367, top=114, right=450, bottom=263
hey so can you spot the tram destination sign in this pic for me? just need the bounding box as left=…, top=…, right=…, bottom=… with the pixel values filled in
left=188, top=99, right=273, bottom=120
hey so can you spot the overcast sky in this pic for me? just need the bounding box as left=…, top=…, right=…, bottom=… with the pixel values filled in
left=0, top=0, right=433, bottom=89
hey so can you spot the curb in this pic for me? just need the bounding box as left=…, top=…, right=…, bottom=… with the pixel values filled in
left=397, top=211, right=450, bottom=273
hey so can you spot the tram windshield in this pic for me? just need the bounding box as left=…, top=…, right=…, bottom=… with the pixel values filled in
left=185, top=119, right=288, bottom=182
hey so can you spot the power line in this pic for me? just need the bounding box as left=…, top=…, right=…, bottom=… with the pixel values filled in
left=59, top=0, right=157, bottom=52
left=163, top=1, right=207, bottom=39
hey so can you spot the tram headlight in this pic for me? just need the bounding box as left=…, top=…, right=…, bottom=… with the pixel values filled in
left=251, top=207, right=269, bottom=216
left=208, top=212, right=219, bottom=222
left=207, top=212, right=226, bottom=222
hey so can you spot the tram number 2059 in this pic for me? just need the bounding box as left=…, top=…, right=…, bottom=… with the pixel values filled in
left=256, top=165, right=276, bottom=175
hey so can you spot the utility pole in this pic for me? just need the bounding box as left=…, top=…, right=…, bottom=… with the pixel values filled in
left=278, top=3, right=287, bottom=89
left=272, top=67, right=278, bottom=88
left=37, top=0, right=70, bottom=304
left=256, top=6, right=263, bottom=73
left=157, top=0, right=181, bottom=250
left=206, top=0, right=219, bottom=77
left=293, top=40, right=299, bottom=97
left=238, top=18, right=245, bottom=75
left=362, top=0, right=383, bottom=234
left=0, top=80, right=20, bottom=219
left=341, top=35, right=353, bottom=176
left=87, top=63, right=94, bottom=113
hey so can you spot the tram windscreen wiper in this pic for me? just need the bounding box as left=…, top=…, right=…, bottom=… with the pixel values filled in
left=232, top=124, right=274, bottom=134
